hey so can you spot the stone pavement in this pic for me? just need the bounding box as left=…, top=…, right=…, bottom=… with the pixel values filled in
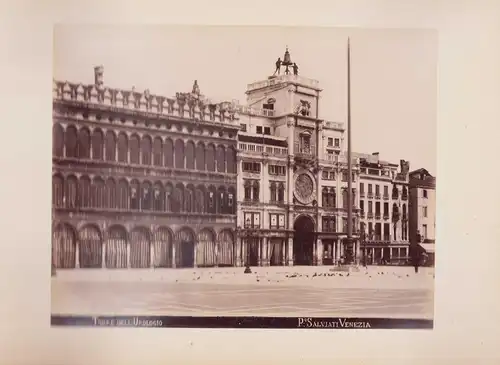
left=53, top=265, right=434, bottom=291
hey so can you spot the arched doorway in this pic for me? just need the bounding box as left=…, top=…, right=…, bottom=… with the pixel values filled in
left=293, top=215, right=315, bottom=265
left=53, top=223, right=76, bottom=269
left=176, top=228, right=195, bottom=268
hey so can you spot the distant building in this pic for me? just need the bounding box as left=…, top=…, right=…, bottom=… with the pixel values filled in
left=409, top=168, right=436, bottom=259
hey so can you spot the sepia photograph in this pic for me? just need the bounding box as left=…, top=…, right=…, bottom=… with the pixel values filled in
left=51, top=25, right=436, bottom=329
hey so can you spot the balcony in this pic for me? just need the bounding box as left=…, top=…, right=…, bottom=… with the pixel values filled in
left=360, top=211, right=365, bottom=218
left=367, top=212, right=374, bottom=219
left=360, top=191, right=365, bottom=198
left=383, top=214, right=389, bottom=220
left=383, top=194, right=389, bottom=200
left=375, top=213, right=381, bottom=220
left=367, top=192, right=374, bottom=199
left=375, top=194, right=381, bottom=200
left=402, top=194, right=408, bottom=201
left=392, top=194, right=399, bottom=200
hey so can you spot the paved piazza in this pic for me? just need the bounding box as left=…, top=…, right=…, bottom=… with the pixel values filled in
left=51, top=267, right=434, bottom=319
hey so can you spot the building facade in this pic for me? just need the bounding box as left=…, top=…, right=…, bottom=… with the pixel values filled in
left=409, top=168, right=436, bottom=245
left=357, top=154, right=411, bottom=265
left=52, top=67, right=240, bottom=270
left=52, top=51, right=428, bottom=270
left=236, top=49, right=363, bottom=268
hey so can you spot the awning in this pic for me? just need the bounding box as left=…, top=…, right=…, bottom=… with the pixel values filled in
left=419, top=243, right=435, bottom=253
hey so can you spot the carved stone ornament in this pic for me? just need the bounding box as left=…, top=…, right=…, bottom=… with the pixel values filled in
left=295, top=100, right=311, bottom=117
left=293, top=171, right=316, bottom=205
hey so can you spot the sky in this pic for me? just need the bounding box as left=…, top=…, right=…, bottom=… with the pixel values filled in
left=54, top=25, right=437, bottom=174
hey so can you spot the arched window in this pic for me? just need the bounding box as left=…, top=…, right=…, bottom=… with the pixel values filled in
left=130, top=180, right=140, bottom=210
left=65, top=125, right=78, bottom=158
left=79, top=225, right=102, bottom=268
left=165, top=183, right=173, bottom=212
left=117, top=132, right=128, bottom=163
left=196, top=142, right=205, bottom=170
left=392, top=185, right=399, bottom=199
left=196, top=229, right=216, bottom=267
left=207, top=186, right=216, bottom=213
left=174, top=139, right=184, bottom=169
left=141, top=136, right=152, bottom=165
left=53, top=223, right=76, bottom=269
left=206, top=144, right=215, bottom=171
left=164, top=138, right=174, bottom=167
left=141, top=181, right=152, bottom=210
left=216, top=145, right=225, bottom=173
left=79, top=175, right=91, bottom=208
left=129, top=134, right=140, bottom=164
left=173, top=184, right=184, bottom=212
left=217, top=186, right=226, bottom=214
left=106, top=225, right=127, bottom=269
left=92, top=129, right=104, bottom=160
left=130, top=227, right=151, bottom=269
left=185, top=185, right=195, bottom=212
left=185, top=141, right=195, bottom=170
left=105, top=131, right=116, bottom=162
left=52, top=174, right=64, bottom=207
left=77, top=127, right=91, bottom=159
left=195, top=186, right=205, bottom=213
left=106, top=178, right=116, bottom=209
left=153, top=137, right=163, bottom=166
left=252, top=181, right=260, bottom=202
left=65, top=175, right=78, bottom=208
left=117, top=179, right=128, bottom=209
left=278, top=183, right=285, bottom=203
left=91, top=177, right=105, bottom=208
left=52, top=124, right=64, bottom=157
left=227, top=187, right=236, bottom=214
left=270, top=182, right=277, bottom=202
left=226, top=146, right=236, bottom=174
left=153, top=182, right=164, bottom=211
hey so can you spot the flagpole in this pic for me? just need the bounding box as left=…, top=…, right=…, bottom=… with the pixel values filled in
left=347, top=37, right=353, bottom=264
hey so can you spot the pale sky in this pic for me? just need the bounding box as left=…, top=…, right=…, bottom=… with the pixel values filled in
left=54, top=25, right=437, bottom=174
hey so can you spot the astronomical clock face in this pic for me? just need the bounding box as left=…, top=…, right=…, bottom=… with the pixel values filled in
left=294, top=172, right=315, bottom=204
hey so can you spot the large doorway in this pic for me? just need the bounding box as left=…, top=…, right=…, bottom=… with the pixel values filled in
left=293, top=215, right=315, bottom=265
left=176, top=228, right=196, bottom=268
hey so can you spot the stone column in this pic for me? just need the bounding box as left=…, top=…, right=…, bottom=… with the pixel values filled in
left=312, top=240, right=317, bottom=265
left=235, top=236, right=242, bottom=267
left=282, top=239, right=287, bottom=266
left=126, top=244, right=131, bottom=268
left=171, top=243, right=176, bottom=268
left=287, top=237, right=293, bottom=266
left=257, top=238, right=262, bottom=266
left=193, top=242, right=198, bottom=268
left=262, top=237, right=268, bottom=266
left=102, top=242, right=106, bottom=268
left=355, top=240, right=361, bottom=265
left=316, top=238, right=323, bottom=266
left=150, top=242, right=155, bottom=268
left=75, top=243, right=80, bottom=269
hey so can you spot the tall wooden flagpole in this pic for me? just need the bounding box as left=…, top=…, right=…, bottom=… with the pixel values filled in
left=346, top=37, right=353, bottom=263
